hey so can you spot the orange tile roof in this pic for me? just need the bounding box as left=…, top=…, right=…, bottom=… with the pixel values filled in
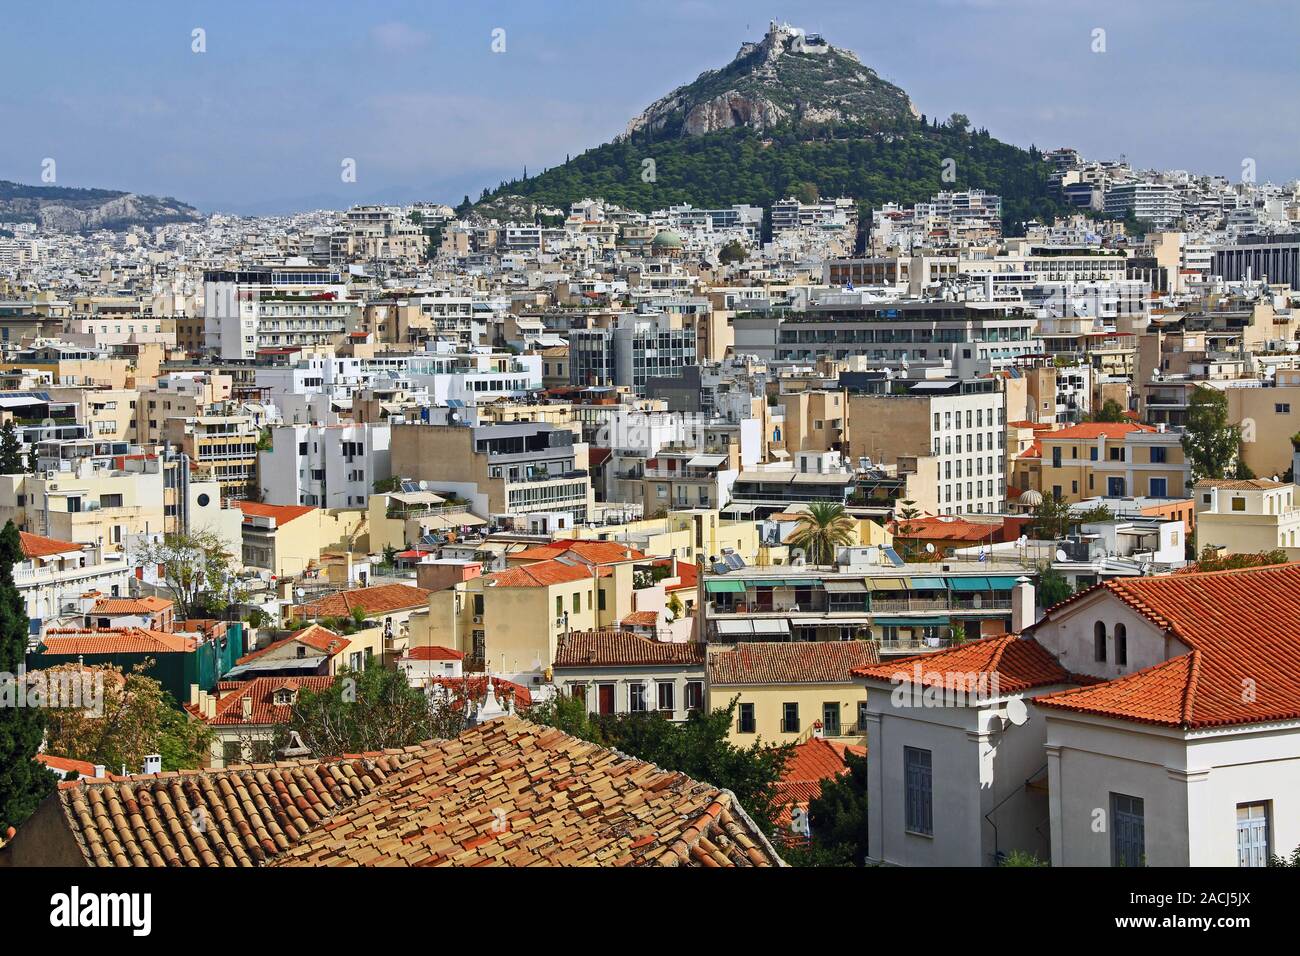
left=621, top=611, right=660, bottom=627
left=294, top=583, right=432, bottom=619
left=37, top=754, right=100, bottom=778
left=205, top=676, right=336, bottom=726
left=485, top=559, right=610, bottom=588
left=854, top=634, right=1072, bottom=694
left=1035, top=563, right=1300, bottom=728
left=236, top=500, right=316, bottom=525
left=237, top=624, right=350, bottom=665
left=39, top=628, right=197, bottom=656
left=1194, top=478, right=1284, bottom=491
left=88, top=596, right=173, bottom=615
left=709, top=641, right=880, bottom=686
left=554, top=630, right=706, bottom=668
left=403, top=645, right=465, bottom=662
left=1041, top=422, right=1155, bottom=442
left=427, top=675, right=533, bottom=709
left=774, top=738, right=864, bottom=822
left=19, top=531, right=84, bottom=559
left=35, top=719, right=785, bottom=867
left=511, top=540, right=646, bottom=564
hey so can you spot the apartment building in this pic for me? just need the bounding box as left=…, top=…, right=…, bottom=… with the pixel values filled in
left=1194, top=478, right=1300, bottom=556
left=259, top=421, right=391, bottom=508
left=1039, top=422, right=1190, bottom=502
left=162, top=413, right=261, bottom=499
left=568, top=312, right=697, bottom=388
left=203, top=264, right=355, bottom=361
left=390, top=421, right=594, bottom=524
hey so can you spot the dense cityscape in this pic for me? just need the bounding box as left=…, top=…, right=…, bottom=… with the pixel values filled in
left=0, top=9, right=1295, bottom=915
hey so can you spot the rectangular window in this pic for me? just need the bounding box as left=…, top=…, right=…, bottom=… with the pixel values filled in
left=1150, top=446, right=1167, bottom=464
left=685, top=681, right=704, bottom=712
left=822, top=702, right=841, bottom=737
left=738, top=702, right=756, bottom=734
left=781, top=702, right=799, bottom=734
left=1236, top=802, right=1271, bottom=868
left=904, top=747, right=933, bottom=836
left=1231, top=497, right=1246, bottom=512
left=857, top=701, right=869, bottom=733
left=1149, top=477, right=1167, bottom=497
left=1110, top=793, right=1145, bottom=867
left=628, top=683, right=648, bottom=713
left=656, top=681, right=675, bottom=712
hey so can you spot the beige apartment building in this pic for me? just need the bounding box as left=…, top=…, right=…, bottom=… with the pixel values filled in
left=163, top=414, right=261, bottom=499
left=1038, top=422, right=1190, bottom=502
left=1226, top=368, right=1300, bottom=478
left=1194, top=478, right=1300, bottom=557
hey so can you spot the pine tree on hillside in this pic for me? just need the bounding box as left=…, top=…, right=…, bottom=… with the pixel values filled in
left=0, top=520, right=54, bottom=832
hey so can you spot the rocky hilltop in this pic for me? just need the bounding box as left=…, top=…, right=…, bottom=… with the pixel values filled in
left=0, top=180, right=201, bottom=232
left=619, top=20, right=919, bottom=141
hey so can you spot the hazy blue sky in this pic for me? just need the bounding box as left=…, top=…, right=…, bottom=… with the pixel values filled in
left=1, top=0, right=1295, bottom=214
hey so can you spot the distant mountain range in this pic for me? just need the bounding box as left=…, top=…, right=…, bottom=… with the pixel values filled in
left=475, top=21, right=1069, bottom=233
left=0, top=180, right=201, bottom=232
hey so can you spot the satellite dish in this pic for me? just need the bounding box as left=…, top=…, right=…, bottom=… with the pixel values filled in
left=1055, top=549, right=1068, bottom=562
left=1017, top=535, right=1028, bottom=547
left=1005, top=697, right=1029, bottom=726
left=925, top=543, right=935, bottom=553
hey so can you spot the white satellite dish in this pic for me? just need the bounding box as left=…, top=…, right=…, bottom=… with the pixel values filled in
left=1055, top=549, right=1068, bottom=562
left=925, top=543, right=935, bottom=554
left=1005, top=697, right=1029, bottom=726
left=1017, top=535, right=1028, bottom=547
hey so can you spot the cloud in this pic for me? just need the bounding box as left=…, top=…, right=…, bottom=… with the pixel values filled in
left=370, top=21, right=430, bottom=52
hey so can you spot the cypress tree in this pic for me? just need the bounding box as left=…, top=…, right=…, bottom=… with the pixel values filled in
left=0, top=420, right=23, bottom=475
left=0, top=520, right=54, bottom=832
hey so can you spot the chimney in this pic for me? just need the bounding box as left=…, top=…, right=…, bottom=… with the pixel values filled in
left=1012, top=576, right=1037, bottom=634
left=142, top=754, right=162, bottom=775
left=670, top=553, right=679, bottom=579
left=188, top=683, right=200, bottom=708
left=93, top=764, right=106, bottom=780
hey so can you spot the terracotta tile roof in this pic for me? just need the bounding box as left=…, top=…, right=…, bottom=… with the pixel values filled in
left=53, top=750, right=412, bottom=866
left=427, top=675, right=533, bottom=709
left=37, top=754, right=100, bottom=779
left=19, top=531, right=84, bottom=559
left=236, top=625, right=349, bottom=665
left=39, top=628, right=197, bottom=656
left=621, top=611, right=660, bottom=627
left=709, top=641, right=880, bottom=686
left=1035, top=563, right=1300, bottom=728
left=403, top=645, right=465, bottom=662
left=656, top=558, right=699, bottom=592
left=205, top=676, right=336, bottom=726
left=271, top=717, right=780, bottom=867
left=510, top=540, right=646, bottom=564
left=485, top=559, right=609, bottom=588
left=38, top=719, right=785, bottom=867
left=895, top=516, right=1005, bottom=543
left=774, top=738, right=863, bottom=825
left=88, top=596, right=173, bottom=615
left=854, top=634, right=1072, bottom=694
left=236, top=500, right=316, bottom=525
left=1041, top=422, right=1155, bottom=441
left=294, top=584, right=432, bottom=620
left=1194, top=478, right=1285, bottom=491
left=554, top=630, right=706, bottom=668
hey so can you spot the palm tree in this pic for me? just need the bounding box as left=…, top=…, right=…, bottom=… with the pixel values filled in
left=789, top=501, right=857, bottom=566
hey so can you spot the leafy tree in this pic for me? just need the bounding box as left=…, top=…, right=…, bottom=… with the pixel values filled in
left=785, top=749, right=870, bottom=866
left=40, top=662, right=214, bottom=772
left=718, top=239, right=747, bottom=264
left=0, top=520, right=55, bottom=830
left=789, top=500, right=857, bottom=565
left=272, top=666, right=466, bottom=758
left=1076, top=504, right=1114, bottom=524
left=1182, top=386, right=1247, bottom=485
left=1036, top=564, right=1073, bottom=609
left=1192, top=547, right=1288, bottom=573
left=1088, top=399, right=1128, bottom=423
left=530, top=694, right=792, bottom=837
left=134, top=529, right=247, bottom=620
left=0, top=420, right=24, bottom=474
left=893, top=499, right=923, bottom=556
left=1269, top=844, right=1300, bottom=867
left=1029, top=493, right=1073, bottom=540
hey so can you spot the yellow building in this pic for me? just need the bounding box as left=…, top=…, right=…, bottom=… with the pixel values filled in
left=1038, top=422, right=1190, bottom=502
left=706, top=641, right=880, bottom=747
left=1194, top=479, right=1300, bottom=558
left=236, top=501, right=367, bottom=579
left=560, top=508, right=771, bottom=566
left=1227, top=368, right=1300, bottom=479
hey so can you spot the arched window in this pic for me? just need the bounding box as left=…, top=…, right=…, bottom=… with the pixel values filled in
left=1094, top=621, right=1107, bottom=663
left=1115, top=623, right=1128, bottom=666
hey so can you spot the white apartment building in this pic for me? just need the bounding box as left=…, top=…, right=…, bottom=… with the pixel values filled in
left=203, top=264, right=355, bottom=361
left=259, top=422, right=392, bottom=508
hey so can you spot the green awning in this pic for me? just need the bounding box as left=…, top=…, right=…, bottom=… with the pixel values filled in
left=910, top=577, right=948, bottom=591
left=752, top=580, right=786, bottom=587
left=868, top=578, right=906, bottom=591
left=949, top=577, right=991, bottom=591
left=986, top=576, right=1022, bottom=590
left=705, top=579, right=745, bottom=593
left=781, top=578, right=818, bottom=587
